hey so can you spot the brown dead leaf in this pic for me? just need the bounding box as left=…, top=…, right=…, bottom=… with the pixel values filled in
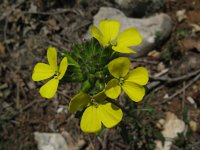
left=178, top=38, right=200, bottom=52
left=0, top=43, right=5, bottom=56
left=186, top=11, right=200, bottom=25
left=189, top=23, right=200, bottom=33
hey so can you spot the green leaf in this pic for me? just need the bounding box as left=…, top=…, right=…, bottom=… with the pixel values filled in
left=62, top=52, right=80, bottom=68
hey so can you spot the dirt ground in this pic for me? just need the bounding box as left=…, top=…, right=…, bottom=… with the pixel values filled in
left=0, top=0, right=200, bottom=150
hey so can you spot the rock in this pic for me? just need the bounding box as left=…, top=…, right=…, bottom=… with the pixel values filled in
left=87, top=7, right=172, bottom=57
left=34, top=132, right=68, bottom=150
left=155, top=112, right=186, bottom=150
left=189, top=120, right=198, bottom=132
left=115, top=0, right=165, bottom=17
left=162, top=112, right=185, bottom=138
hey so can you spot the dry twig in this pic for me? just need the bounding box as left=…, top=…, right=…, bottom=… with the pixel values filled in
left=23, top=9, right=79, bottom=15
left=161, top=73, right=200, bottom=104
left=150, top=68, right=200, bottom=83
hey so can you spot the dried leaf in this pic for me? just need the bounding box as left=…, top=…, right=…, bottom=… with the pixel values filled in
left=178, top=38, right=200, bottom=52
left=47, top=19, right=60, bottom=31
left=187, top=11, right=200, bottom=25
left=176, top=9, right=187, bottom=22
left=189, top=23, right=200, bottom=33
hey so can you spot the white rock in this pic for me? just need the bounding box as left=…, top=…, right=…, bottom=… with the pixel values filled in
left=155, top=140, right=172, bottom=150
left=162, top=112, right=185, bottom=138
left=155, top=112, right=186, bottom=150
left=34, top=132, right=68, bottom=150
left=189, top=120, right=198, bottom=132
left=88, top=7, right=172, bottom=57
left=115, top=0, right=165, bottom=17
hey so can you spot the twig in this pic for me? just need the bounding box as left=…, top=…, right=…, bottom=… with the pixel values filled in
left=150, top=68, right=200, bottom=83
left=146, top=69, right=168, bottom=91
left=23, top=9, right=78, bottom=15
left=46, top=40, right=69, bottom=51
left=130, top=58, right=159, bottom=65
left=57, top=90, right=72, bottom=100
left=161, top=73, right=200, bottom=104
left=154, top=68, right=169, bottom=77
left=3, top=17, right=11, bottom=54
left=21, top=99, right=38, bottom=111
left=16, top=80, right=20, bottom=110
left=182, top=81, right=186, bottom=113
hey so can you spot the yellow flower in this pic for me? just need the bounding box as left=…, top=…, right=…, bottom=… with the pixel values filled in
left=105, top=57, right=148, bottom=102
left=69, top=91, right=123, bottom=133
left=32, top=47, right=68, bottom=99
left=90, top=20, right=142, bottom=53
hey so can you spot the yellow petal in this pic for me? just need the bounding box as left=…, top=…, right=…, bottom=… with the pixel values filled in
left=116, top=28, right=142, bottom=47
left=108, top=57, right=130, bottom=78
left=99, top=20, right=120, bottom=42
left=122, top=81, right=145, bottom=102
left=69, top=92, right=91, bottom=113
left=32, top=63, right=54, bottom=81
left=112, top=46, right=136, bottom=53
left=58, top=57, right=68, bottom=80
left=105, top=79, right=121, bottom=99
left=39, top=78, right=59, bottom=99
left=90, top=26, right=108, bottom=47
left=98, top=102, right=123, bottom=128
left=47, top=47, right=58, bottom=71
left=80, top=105, right=102, bottom=133
left=126, top=67, right=149, bottom=85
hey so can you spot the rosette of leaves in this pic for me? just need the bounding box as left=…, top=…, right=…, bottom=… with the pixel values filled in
left=63, top=39, right=118, bottom=94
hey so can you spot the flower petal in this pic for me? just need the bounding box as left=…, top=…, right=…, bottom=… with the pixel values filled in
left=47, top=47, right=58, bottom=71
left=108, top=57, right=130, bottom=78
left=105, top=79, right=121, bottom=99
left=126, top=67, right=149, bottom=85
left=122, top=81, right=145, bottom=102
left=116, top=28, right=142, bottom=47
left=112, top=46, right=136, bottom=53
left=90, top=26, right=108, bottom=47
left=69, top=92, right=91, bottom=113
left=39, top=78, right=59, bottom=99
left=80, top=105, right=102, bottom=133
left=32, top=63, right=54, bottom=81
left=58, top=57, right=68, bottom=80
left=98, top=102, right=123, bottom=128
left=99, top=20, right=120, bottom=42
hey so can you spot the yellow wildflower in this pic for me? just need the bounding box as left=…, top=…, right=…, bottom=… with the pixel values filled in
left=91, top=20, right=142, bottom=53
left=105, top=57, right=148, bottom=102
left=69, top=91, right=123, bottom=133
left=32, top=47, right=68, bottom=98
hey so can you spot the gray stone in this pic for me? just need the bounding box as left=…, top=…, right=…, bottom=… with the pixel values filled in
left=34, top=132, right=68, bottom=150
left=87, top=7, right=172, bottom=57
left=115, top=0, right=165, bottom=17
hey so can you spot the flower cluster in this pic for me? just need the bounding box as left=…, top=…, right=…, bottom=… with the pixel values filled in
left=32, top=20, right=149, bottom=133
